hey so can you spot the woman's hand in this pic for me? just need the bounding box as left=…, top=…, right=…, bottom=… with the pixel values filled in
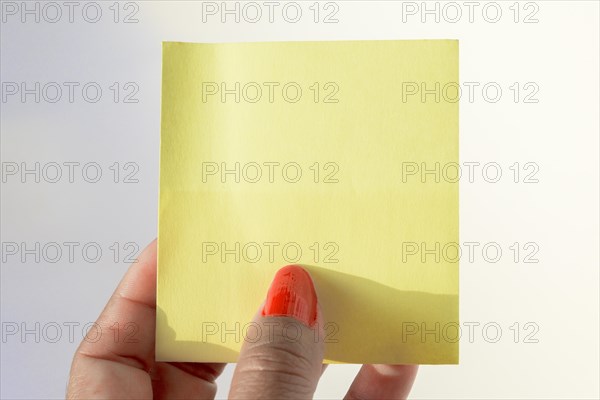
left=67, top=240, right=418, bottom=399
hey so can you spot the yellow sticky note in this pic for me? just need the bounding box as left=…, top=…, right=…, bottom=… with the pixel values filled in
left=157, top=40, right=459, bottom=364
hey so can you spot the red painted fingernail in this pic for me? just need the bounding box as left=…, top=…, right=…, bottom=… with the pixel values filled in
left=262, top=265, right=317, bottom=327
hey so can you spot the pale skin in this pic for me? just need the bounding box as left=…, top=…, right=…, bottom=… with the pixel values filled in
left=67, top=240, right=418, bottom=399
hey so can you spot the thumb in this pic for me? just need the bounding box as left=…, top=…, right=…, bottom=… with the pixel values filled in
left=229, top=265, right=325, bottom=399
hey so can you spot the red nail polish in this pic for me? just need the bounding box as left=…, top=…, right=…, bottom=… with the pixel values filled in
left=262, top=265, right=317, bottom=327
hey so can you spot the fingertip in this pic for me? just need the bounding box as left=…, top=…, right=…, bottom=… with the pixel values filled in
left=262, top=264, right=318, bottom=327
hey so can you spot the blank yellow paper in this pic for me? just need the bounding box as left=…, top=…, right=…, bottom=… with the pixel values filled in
left=157, top=40, right=459, bottom=364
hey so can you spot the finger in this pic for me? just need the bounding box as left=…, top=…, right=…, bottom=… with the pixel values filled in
left=67, top=240, right=225, bottom=399
left=149, top=361, right=226, bottom=399
left=229, top=265, right=325, bottom=400
left=73, top=240, right=159, bottom=369
left=67, top=240, right=158, bottom=398
left=344, top=364, right=418, bottom=400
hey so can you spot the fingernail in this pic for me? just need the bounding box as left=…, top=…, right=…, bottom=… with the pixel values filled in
left=262, top=265, right=317, bottom=327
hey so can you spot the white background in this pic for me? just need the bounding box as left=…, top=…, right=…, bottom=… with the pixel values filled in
left=1, top=1, right=599, bottom=398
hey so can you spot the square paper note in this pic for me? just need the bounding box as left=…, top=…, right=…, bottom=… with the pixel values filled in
left=157, top=40, right=459, bottom=364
